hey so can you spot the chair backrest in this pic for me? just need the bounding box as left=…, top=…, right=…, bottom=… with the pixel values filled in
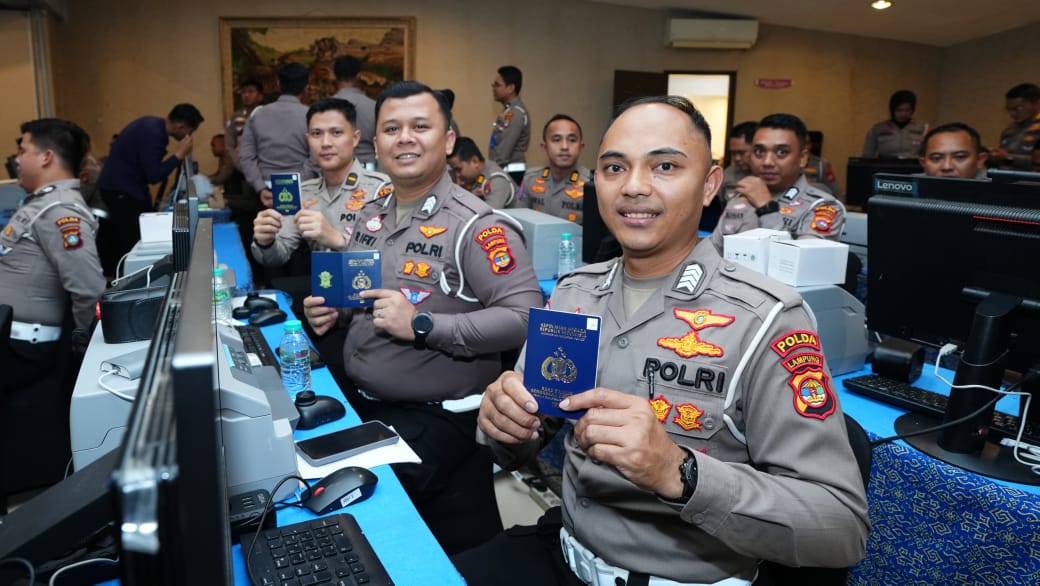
left=0, top=304, right=11, bottom=388
left=758, top=414, right=872, bottom=586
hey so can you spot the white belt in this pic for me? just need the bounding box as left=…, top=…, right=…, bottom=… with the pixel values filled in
left=560, top=527, right=752, bottom=586
left=503, top=163, right=526, bottom=173
left=10, top=320, right=62, bottom=343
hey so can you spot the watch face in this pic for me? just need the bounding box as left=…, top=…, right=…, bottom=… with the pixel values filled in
left=412, top=312, right=434, bottom=336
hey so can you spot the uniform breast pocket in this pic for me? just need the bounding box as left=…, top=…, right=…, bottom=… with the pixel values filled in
left=648, top=381, right=728, bottom=449
left=397, top=258, right=447, bottom=302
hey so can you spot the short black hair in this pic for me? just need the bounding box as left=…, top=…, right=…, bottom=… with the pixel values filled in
left=1006, top=83, right=1040, bottom=102
left=437, top=88, right=456, bottom=111
left=240, top=79, right=263, bottom=93
left=542, top=114, right=583, bottom=141
left=333, top=55, right=363, bottom=82
left=498, top=66, right=523, bottom=94
left=307, top=97, right=358, bottom=126
left=168, top=103, right=204, bottom=130
left=730, top=121, right=758, bottom=144
left=450, top=136, right=484, bottom=162
left=375, top=81, right=453, bottom=130
left=279, top=62, right=310, bottom=96
left=889, top=90, right=917, bottom=115
left=757, top=113, right=807, bottom=147
left=20, top=118, right=89, bottom=176
left=921, top=122, right=983, bottom=155
left=611, top=96, right=712, bottom=153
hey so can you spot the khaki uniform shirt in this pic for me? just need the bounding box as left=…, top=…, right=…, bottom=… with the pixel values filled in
left=804, top=154, right=844, bottom=200
left=238, top=95, right=318, bottom=193
left=463, top=160, right=516, bottom=209
left=719, top=164, right=751, bottom=205
left=489, top=96, right=530, bottom=167
left=519, top=166, right=591, bottom=224
left=483, top=241, right=869, bottom=581
left=224, top=107, right=251, bottom=171
left=998, top=114, right=1040, bottom=170
left=341, top=173, right=543, bottom=402
left=252, top=161, right=390, bottom=267
left=333, top=87, right=377, bottom=167
left=711, top=175, right=846, bottom=251
left=862, top=120, right=927, bottom=159
left=0, top=179, right=105, bottom=331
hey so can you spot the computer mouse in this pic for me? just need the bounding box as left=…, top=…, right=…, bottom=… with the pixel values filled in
left=249, top=307, right=287, bottom=327
left=294, top=391, right=346, bottom=430
left=243, top=292, right=278, bottom=311
left=302, top=466, right=378, bottom=515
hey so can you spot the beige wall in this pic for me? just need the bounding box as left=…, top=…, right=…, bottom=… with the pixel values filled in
left=939, top=22, right=1040, bottom=149
left=0, top=12, right=38, bottom=159
left=47, top=0, right=948, bottom=185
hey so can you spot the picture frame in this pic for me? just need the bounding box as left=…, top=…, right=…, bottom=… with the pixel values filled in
left=219, top=17, right=416, bottom=116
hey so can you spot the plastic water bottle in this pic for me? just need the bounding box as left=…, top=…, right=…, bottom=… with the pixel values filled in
left=212, top=267, right=233, bottom=321
left=557, top=232, right=576, bottom=278
left=279, top=320, right=312, bottom=395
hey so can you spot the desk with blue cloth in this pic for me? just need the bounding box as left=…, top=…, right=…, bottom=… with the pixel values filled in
left=837, top=365, right=1040, bottom=585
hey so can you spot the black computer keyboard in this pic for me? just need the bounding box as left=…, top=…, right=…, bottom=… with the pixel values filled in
left=842, top=374, right=1040, bottom=445
left=242, top=513, right=394, bottom=586
left=236, top=324, right=280, bottom=371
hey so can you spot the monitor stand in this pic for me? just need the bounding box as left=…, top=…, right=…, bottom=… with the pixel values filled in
left=895, top=412, right=1040, bottom=486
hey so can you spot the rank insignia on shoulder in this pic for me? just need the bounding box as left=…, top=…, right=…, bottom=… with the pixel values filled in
left=672, top=263, right=704, bottom=294
left=569, top=171, right=579, bottom=183
left=345, top=172, right=359, bottom=188
left=783, top=187, right=799, bottom=200
left=420, top=196, right=437, bottom=215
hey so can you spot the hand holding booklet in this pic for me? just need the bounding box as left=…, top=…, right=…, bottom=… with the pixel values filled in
left=312, top=250, right=381, bottom=307
left=523, top=307, right=601, bottom=419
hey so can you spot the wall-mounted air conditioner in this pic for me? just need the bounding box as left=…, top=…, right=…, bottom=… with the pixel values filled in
left=666, top=18, right=759, bottom=49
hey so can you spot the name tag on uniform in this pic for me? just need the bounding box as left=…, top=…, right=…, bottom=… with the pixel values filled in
left=524, top=308, right=601, bottom=419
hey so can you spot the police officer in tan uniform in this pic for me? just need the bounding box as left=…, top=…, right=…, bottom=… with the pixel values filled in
left=252, top=98, right=389, bottom=266
left=456, top=96, right=868, bottom=586
left=991, top=83, right=1040, bottom=171
left=712, top=114, right=846, bottom=251
left=448, top=136, right=517, bottom=209
left=489, top=65, right=530, bottom=178
left=225, top=79, right=264, bottom=172
left=519, top=114, right=591, bottom=224
left=719, top=120, right=756, bottom=204
left=303, top=82, right=542, bottom=555
left=862, top=90, right=927, bottom=159
left=2, top=119, right=105, bottom=494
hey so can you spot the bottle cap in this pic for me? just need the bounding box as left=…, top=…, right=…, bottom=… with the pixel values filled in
left=561, top=233, right=572, bottom=240
left=284, top=319, right=303, bottom=332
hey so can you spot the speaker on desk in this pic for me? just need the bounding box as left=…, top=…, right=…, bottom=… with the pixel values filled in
left=872, top=337, right=925, bottom=382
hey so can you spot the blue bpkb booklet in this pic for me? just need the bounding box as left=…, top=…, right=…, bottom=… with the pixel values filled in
left=312, top=250, right=381, bottom=307
left=271, top=172, right=302, bottom=215
left=523, top=308, right=601, bottom=419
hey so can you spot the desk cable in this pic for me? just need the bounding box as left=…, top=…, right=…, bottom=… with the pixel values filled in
left=97, top=369, right=138, bottom=402
left=0, top=557, right=34, bottom=585
left=870, top=345, right=1040, bottom=477
left=47, top=556, right=118, bottom=586
left=244, top=474, right=313, bottom=586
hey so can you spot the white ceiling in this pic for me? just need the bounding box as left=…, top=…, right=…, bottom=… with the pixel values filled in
left=588, top=0, right=1040, bottom=47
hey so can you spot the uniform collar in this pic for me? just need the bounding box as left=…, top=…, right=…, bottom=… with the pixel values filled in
left=24, top=178, right=78, bottom=202
left=276, top=94, right=303, bottom=105
left=507, top=96, right=524, bottom=110
left=318, top=159, right=367, bottom=202
left=383, top=171, right=456, bottom=218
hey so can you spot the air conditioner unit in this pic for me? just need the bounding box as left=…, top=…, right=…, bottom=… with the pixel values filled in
left=666, top=18, right=759, bottom=49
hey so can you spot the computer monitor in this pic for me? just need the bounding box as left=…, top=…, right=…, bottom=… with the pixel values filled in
left=110, top=217, right=232, bottom=583
left=845, top=157, right=922, bottom=208
left=867, top=180, right=1040, bottom=483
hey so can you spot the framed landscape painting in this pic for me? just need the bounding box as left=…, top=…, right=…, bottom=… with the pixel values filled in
left=219, top=17, right=416, bottom=115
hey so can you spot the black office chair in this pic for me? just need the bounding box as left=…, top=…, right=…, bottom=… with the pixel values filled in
left=757, top=414, right=872, bottom=586
left=0, top=303, right=11, bottom=514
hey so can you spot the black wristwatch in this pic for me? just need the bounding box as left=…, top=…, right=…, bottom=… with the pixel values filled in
left=754, top=199, right=780, bottom=217
left=411, top=312, right=434, bottom=347
left=678, top=451, right=698, bottom=501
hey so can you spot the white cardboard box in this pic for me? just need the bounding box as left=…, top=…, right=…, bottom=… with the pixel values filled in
left=767, top=239, right=849, bottom=287
left=722, top=228, right=791, bottom=274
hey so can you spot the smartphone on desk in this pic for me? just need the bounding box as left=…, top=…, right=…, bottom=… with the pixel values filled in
left=296, top=420, right=400, bottom=466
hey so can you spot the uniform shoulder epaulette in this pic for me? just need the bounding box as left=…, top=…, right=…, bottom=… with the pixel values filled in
left=301, top=176, right=323, bottom=188
left=555, top=258, right=620, bottom=289
left=362, top=169, right=391, bottom=184
left=449, top=186, right=494, bottom=217
left=715, top=261, right=803, bottom=310
left=522, top=166, right=548, bottom=182
left=803, top=183, right=834, bottom=200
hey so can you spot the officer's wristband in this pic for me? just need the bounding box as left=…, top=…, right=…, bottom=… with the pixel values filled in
left=253, top=237, right=274, bottom=250
left=754, top=200, right=780, bottom=217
